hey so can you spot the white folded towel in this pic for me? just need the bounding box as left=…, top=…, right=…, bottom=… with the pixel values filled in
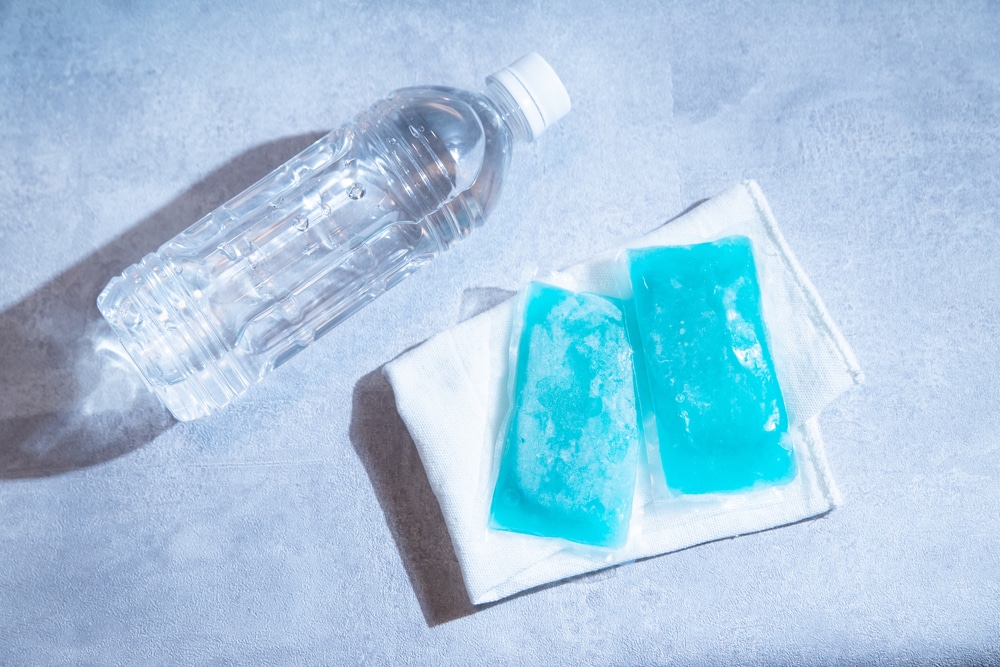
left=384, top=181, right=862, bottom=604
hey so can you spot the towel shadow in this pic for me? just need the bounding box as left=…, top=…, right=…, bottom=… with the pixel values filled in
left=349, top=368, right=478, bottom=626
left=0, top=131, right=326, bottom=479
left=347, top=286, right=518, bottom=625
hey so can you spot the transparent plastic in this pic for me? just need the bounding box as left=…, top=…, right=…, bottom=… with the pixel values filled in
left=98, top=60, right=566, bottom=421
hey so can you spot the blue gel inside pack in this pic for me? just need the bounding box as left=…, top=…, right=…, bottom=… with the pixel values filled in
left=490, top=282, right=639, bottom=548
left=625, top=236, right=796, bottom=495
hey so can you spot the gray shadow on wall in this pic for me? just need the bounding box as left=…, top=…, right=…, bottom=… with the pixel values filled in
left=0, top=132, right=327, bottom=478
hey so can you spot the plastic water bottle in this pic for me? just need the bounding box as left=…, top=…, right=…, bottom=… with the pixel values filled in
left=97, top=53, right=571, bottom=421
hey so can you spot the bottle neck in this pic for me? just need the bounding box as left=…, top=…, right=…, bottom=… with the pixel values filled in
left=484, top=80, right=534, bottom=144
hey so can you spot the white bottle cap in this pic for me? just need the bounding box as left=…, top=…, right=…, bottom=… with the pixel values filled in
left=487, top=53, right=571, bottom=140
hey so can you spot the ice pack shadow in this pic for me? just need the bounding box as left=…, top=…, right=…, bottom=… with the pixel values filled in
left=0, top=132, right=326, bottom=479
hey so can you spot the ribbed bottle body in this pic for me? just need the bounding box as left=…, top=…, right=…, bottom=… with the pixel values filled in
left=98, top=86, right=516, bottom=420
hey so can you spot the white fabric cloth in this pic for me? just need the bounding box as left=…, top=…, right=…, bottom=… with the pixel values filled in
left=383, top=181, right=863, bottom=604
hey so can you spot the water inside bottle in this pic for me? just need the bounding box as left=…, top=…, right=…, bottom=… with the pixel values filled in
left=99, top=86, right=517, bottom=421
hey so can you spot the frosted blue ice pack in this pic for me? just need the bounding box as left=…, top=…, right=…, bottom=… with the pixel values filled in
left=623, top=236, right=797, bottom=495
left=489, top=281, right=640, bottom=549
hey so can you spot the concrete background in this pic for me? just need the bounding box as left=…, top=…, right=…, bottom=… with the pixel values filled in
left=1, top=1, right=997, bottom=663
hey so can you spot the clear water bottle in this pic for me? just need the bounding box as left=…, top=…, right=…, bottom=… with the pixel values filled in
left=98, top=53, right=571, bottom=421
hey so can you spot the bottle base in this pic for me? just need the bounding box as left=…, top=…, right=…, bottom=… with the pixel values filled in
left=97, top=254, right=251, bottom=422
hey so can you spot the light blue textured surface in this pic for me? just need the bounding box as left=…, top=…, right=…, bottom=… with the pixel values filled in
left=0, top=1, right=997, bottom=664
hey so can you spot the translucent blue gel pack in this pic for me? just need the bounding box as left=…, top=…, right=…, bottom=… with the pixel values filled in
left=489, top=281, right=640, bottom=549
left=623, top=236, right=797, bottom=496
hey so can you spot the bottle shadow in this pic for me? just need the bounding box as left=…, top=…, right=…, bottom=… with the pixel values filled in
left=0, top=132, right=327, bottom=479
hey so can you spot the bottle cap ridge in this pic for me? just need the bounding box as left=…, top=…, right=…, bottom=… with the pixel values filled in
left=488, top=53, right=571, bottom=140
